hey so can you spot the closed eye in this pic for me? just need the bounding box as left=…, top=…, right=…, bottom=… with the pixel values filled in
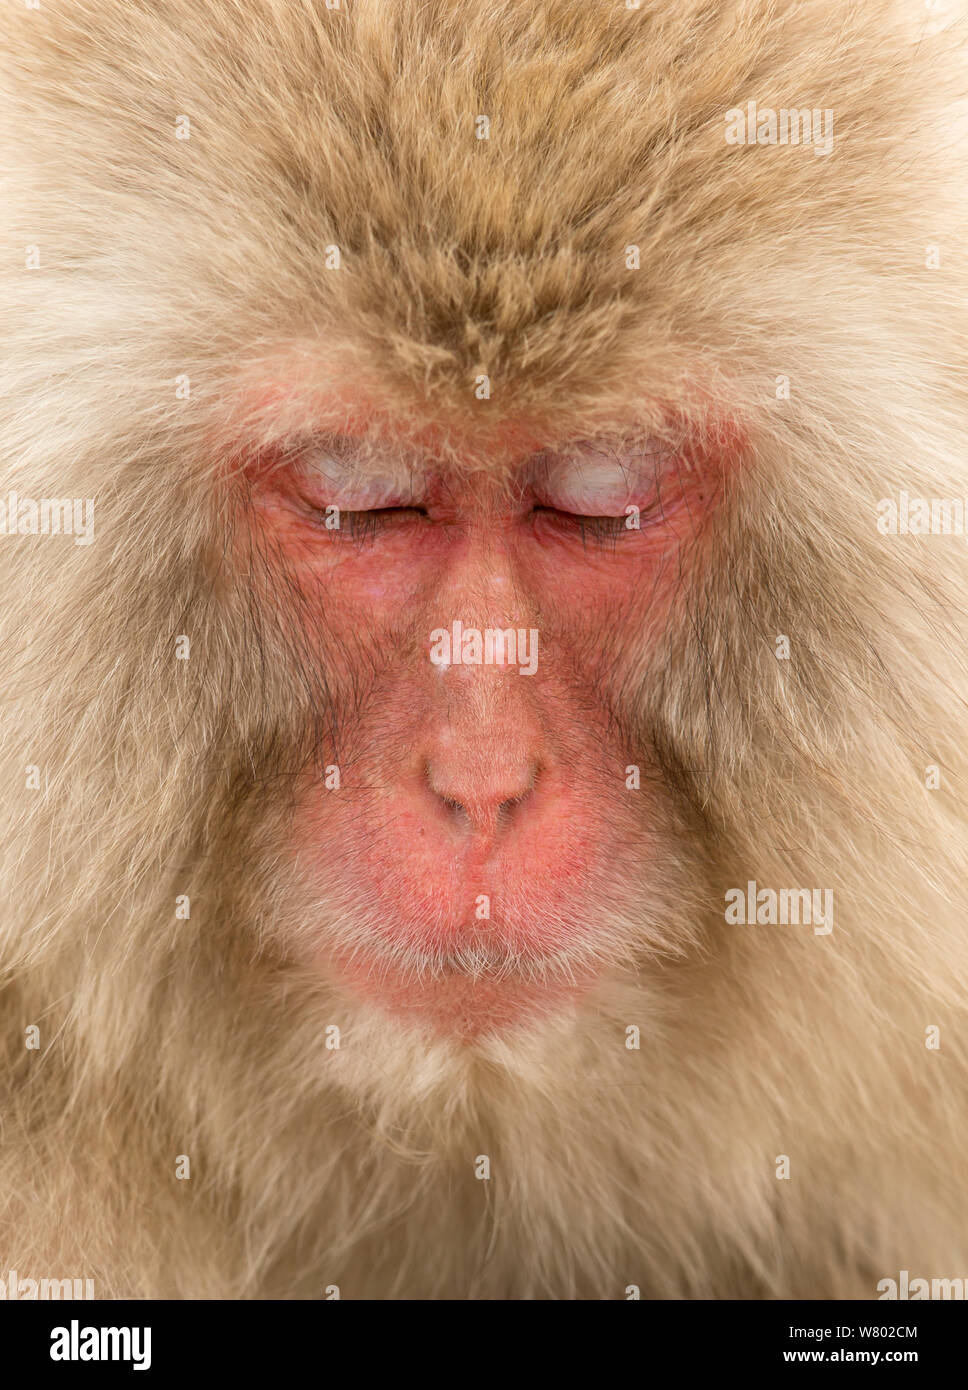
left=338, top=505, right=428, bottom=541
left=532, top=505, right=633, bottom=536
left=530, top=440, right=680, bottom=521
left=281, top=434, right=429, bottom=537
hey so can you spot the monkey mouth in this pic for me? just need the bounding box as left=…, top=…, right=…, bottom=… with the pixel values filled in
left=331, top=924, right=603, bottom=985
left=284, top=794, right=662, bottom=1033
left=323, top=931, right=603, bottom=1038
left=297, top=877, right=647, bottom=1036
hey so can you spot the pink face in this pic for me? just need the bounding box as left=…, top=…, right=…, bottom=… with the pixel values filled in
left=239, top=402, right=726, bottom=1038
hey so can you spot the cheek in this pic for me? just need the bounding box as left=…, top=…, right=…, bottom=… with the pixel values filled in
left=244, top=486, right=434, bottom=627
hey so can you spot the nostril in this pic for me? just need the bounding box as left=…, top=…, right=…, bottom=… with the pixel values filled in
left=440, top=795, right=472, bottom=832
left=430, top=786, right=536, bottom=837
left=495, top=792, right=529, bottom=827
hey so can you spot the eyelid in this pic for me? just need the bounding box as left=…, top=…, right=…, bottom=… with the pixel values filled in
left=295, top=441, right=420, bottom=511
left=535, top=441, right=674, bottom=516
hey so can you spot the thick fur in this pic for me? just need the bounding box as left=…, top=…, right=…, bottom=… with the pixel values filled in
left=1, top=0, right=967, bottom=1298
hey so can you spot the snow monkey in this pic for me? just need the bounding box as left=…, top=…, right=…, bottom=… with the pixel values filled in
left=1, top=0, right=966, bottom=1300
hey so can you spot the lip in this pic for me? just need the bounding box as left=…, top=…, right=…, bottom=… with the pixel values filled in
left=307, top=836, right=615, bottom=1039
left=325, top=939, right=596, bottom=1039
left=352, top=823, right=600, bottom=958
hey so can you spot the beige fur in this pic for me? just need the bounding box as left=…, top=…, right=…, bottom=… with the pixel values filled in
left=1, top=0, right=967, bottom=1298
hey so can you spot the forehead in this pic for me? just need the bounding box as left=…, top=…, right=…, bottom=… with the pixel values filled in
left=34, top=1, right=749, bottom=430
left=13, top=0, right=917, bottom=476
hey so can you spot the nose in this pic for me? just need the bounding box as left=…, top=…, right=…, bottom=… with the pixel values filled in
left=425, top=751, right=539, bottom=835
left=420, top=662, right=545, bottom=837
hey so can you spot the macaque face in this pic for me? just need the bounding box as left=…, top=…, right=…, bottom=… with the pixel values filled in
left=4, top=0, right=966, bottom=1306
left=239, top=406, right=725, bottom=1035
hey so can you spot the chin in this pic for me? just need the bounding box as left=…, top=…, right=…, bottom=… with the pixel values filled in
left=325, top=950, right=593, bottom=1040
